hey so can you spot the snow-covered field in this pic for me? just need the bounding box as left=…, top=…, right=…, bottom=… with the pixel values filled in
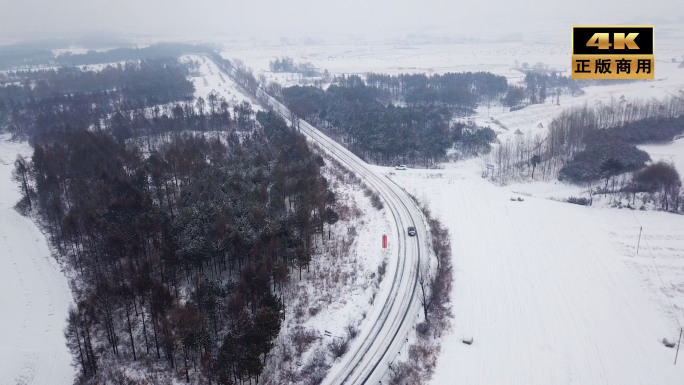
left=181, top=54, right=263, bottom=110
left=639, top=137, right=684, bottom=176
left=219, top=23, right=684, bottom=93
left=0, top=136, right=74, bottom=385
left=220, top=40, right=578, bottom=78
left=388, top=161, right=684, bottom=385
left=373, top=54, right=684, bottom=382
left=0, top=61, right=133, bottom=75
left=365, top=34, right=684, bottom=381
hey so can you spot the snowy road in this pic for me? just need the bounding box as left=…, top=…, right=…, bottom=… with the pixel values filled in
left=0, top=136, right=74, bottom=385
left=254, top=88, right=430, bottom=385
left=180, top=57, right=436, bottom=383
left=212, top=50, right=684, bottom=384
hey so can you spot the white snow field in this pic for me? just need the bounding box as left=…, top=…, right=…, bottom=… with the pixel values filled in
left=181, top=54, right=262, bottom=110
left=0, top=136, right=74, bottom=385
left=220, top=21, right=684, bottom=90
left=639, top=137, right=684, bottom=176
left=388, top=161, right=684, bottom=385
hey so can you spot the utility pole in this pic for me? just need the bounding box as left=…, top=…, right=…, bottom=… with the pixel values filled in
left=675, top=327, right=683, bottom=365
left=636, top=226, right=642, bottom=254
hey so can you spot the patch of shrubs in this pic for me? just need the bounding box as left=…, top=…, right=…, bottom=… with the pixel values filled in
left=611, top=115, right=684, bottom=144
left=559, top=141, right=650, bottom=183
left=566, top=196, right=591, bottom=206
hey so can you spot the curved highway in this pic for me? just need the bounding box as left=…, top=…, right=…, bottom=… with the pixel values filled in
left=253, top=87, right=431, bottom=384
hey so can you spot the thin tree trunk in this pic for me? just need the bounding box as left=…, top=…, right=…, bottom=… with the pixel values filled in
left=125, top=300, right=137, bottom=361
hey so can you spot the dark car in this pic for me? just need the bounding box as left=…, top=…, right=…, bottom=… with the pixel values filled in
left=407, top=226, right=417, bottom=236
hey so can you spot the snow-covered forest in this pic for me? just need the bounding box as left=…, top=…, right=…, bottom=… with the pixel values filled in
left=2, top=12, right=684, bottom=385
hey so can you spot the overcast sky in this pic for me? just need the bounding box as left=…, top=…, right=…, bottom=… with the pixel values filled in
left=1, top=0, right=682, bottom=43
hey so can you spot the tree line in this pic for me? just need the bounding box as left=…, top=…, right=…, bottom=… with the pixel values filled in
left=1, top=59, right=194, bottom=103
left=501, top=68, right=583, bottom=110
left=269, top=56, right=320, bottom=77
left=365, top=71, right=507, bottom=110
left=280, top=76, right=498, bottom=167
left=14, top=108, right=337, bottom=384
left=488, top=96, right=684, bottom=213
left=0, top=42, right=212, bottom=70
left=551, top=98, right=684, bottom=186
left=210, top=56, right=503, bottom=166
left=0, top=58, right=195, bottom=138
left=209, top=53, right=260, bottom=97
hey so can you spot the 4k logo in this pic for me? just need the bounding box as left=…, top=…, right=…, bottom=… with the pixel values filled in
left=572, top=25, right=654, bottom=79
left=586, top=33, right=639, bottom=50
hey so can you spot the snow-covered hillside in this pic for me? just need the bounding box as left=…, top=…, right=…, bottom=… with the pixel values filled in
left=0, top=136, right=74, bottom=385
